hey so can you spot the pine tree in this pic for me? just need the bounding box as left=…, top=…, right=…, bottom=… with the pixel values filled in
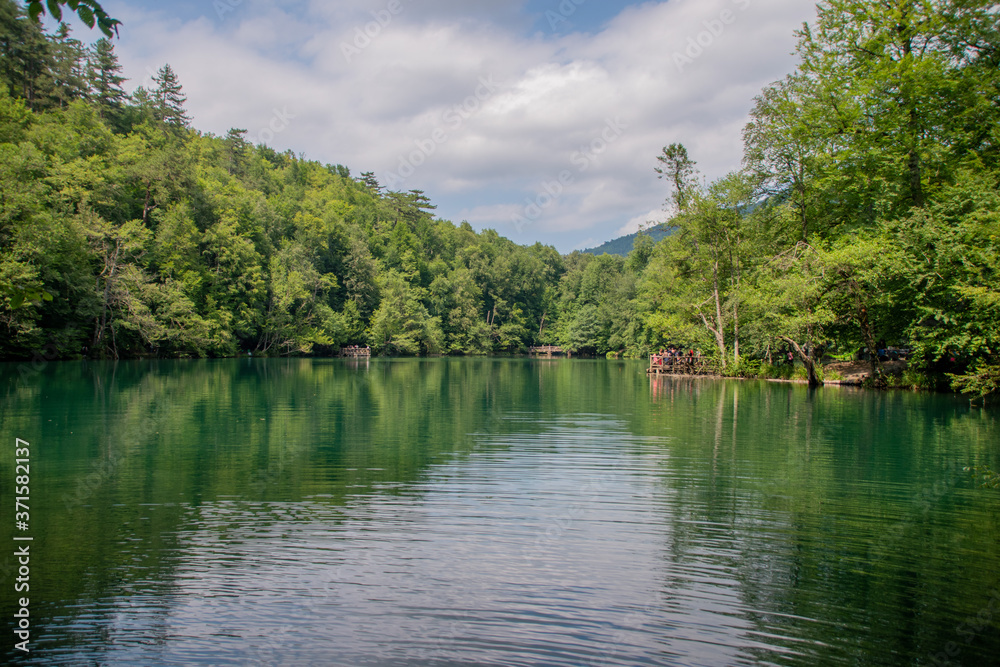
left=152, top=63, right=189, bottom=129
left=224, top=128, right=249, bottom=175
left=359, top=171, right=383, bottom=194
left=0, top=0, right=56, bottom=109
left=87, top=37, right=126, bottom=120
left=50, top=23, right=88, bottom=108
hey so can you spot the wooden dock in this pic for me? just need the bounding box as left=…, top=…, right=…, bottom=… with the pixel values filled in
left=529, top=345, right=567, bottom=357
left=340, top=345, right=371, bottom=358
left=647, top=354, right=713, bottom=376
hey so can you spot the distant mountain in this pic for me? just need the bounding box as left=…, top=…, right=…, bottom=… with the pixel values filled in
left=582, top=226, right=674, bottom=256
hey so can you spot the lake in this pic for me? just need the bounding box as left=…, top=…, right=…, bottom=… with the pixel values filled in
left=1, top=358, right=998, bottom=665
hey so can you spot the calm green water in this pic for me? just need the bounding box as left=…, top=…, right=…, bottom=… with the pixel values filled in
left=1, top=358, right=998, bottom=665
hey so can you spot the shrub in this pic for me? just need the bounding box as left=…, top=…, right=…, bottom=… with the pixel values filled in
left=759, top=362, right=793, bottom=380
left=728, top=358, right=762, bottom=378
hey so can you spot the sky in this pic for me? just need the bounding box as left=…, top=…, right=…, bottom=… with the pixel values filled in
left=81, top=0, right=820, bottom=252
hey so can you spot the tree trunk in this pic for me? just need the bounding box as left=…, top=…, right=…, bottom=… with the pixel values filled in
left=712, top=257, right=727, bottom=370
left=857, top=304, right=885, bottom=385
left=781, top=336, right=822, bottom=388
left=92, top=238, right=122, bottom=352
left=733, top=301, right=740, bottom=364
left=907, top=105, right=924, bottom=208
left=899, top=24, right=924, bottom=209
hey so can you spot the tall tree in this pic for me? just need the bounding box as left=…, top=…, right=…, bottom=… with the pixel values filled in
left=654, top=142, right=698, bottom=212
left=744, top=75, right=832, bottom=241
left=151, top=64, right=189, bottom=129
left=86, top=37, right=126, bottom=121
left=0, top=0, right=56, bottom=109
left=49, top=23, right=88, bottom=107
left=795, top=0, right=995, bottom=216
left=741, top=241, right=833, bottom=387
left=223, top=128, right=249, bottom=176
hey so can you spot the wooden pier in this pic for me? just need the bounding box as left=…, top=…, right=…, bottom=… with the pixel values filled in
left=647, top=354, right=713, bottom=376
left=528, top=345, right=567, bottom=357
left=340, top=345, right=371, bottom=358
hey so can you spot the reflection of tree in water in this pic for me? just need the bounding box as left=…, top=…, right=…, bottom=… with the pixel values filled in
left=0, top=361, right=997, bottom=664
left=641, top=379, right=1000, bottom=665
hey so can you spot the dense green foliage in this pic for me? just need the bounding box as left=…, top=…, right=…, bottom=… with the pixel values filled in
left=0, top=1, right=568, bottom=359
left=642, top=0, right=1000, bottom=396
left=1, top=0, right=999, bottom=397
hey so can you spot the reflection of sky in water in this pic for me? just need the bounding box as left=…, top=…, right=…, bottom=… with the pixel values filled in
left=90, top=418, right=702, bottom=665
left=6, top=361, right=999, bottom=666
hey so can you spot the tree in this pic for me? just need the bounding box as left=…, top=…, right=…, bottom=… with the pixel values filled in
left=84, top=215, right=151, bottom=357
left=49, top=23, right=88, bottom=108
left=652, top=171, right=758, bottom=370
left=821, top=235, right=910, bottom=382
left=742, top=241, right=834, bottom=387
left=359, top=171, right=382, bottom=194
left=86, top=37, right=126, bottom=121
left=885, top=171, right=1000, bottom=395
left=368, top=270, right=443, bottom=356
left=794, top=0, right=997, bottom=217
left=654, top=142, right=698, bottom=212
left=223, top=128, right=249, bottom=176
left=744, top=75, right=832, bottom=241
left=1, top=0, right=57, bottom=109
left=259, top=241, right=344, bottom=355
left=151, top=64, right=189, bottom=129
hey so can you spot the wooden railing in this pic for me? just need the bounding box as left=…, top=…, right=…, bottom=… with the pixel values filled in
left=647, top=354, right=713, bottom=375
left=528, top=346, right=565, bottom=356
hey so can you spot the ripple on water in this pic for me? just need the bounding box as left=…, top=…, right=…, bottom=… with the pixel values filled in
left=15, top=374, right=1000, bottom=666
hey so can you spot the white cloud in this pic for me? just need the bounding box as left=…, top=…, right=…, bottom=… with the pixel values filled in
left=103, top=0, right=816, bottom=252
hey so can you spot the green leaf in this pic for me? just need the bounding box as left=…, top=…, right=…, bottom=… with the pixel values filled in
left=98, top=16, right=120, bottom=38
left=27, top=1, right=43, bottom=22
left=45, top=0, right=63, bottom=21
left=78, top=5, right=95, bottom=27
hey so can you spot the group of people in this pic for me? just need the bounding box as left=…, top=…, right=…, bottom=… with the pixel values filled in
left=654, top=347, right=701, bottom=363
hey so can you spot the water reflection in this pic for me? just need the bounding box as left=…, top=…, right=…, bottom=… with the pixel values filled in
left=0, top=359, right=997, bottom=665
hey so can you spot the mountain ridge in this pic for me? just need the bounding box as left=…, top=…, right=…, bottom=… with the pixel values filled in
left=582, top=226, right=673, bottom=256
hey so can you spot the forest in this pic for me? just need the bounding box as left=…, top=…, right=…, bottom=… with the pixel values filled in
left=1, top=0, right=998, bottom=397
